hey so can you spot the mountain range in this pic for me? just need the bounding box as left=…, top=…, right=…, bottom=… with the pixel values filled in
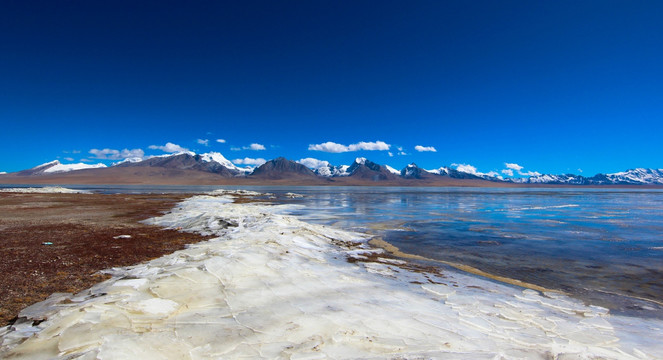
left=1, top=151, right=662, bottom=187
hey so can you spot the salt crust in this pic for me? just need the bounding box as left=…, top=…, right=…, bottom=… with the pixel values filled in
left=0, top=186, right=91, bottom=194
left=1, top=193, right=662, bottom=359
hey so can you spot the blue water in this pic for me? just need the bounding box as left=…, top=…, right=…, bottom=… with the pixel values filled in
left=3, top=184, right=662, bottom=316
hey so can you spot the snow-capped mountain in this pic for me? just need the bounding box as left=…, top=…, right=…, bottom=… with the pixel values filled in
left=514, top=174, right=587, bottom=185
left=314, top=164, right=351, bottom=177
left=113, top=152, right=240, bottom=177
left=385, top=165, right=401, bottom=175
left=510, top=168, right=663, bottom=185
left=16, top=160, right=106, bottom=176
left=346, top=157, right=398, bottom=181
left=426, top=166, right=488, bottom=180
left=401, top=163, right=429, bottom=179
left=4, top=151, right=662, bottom=187
left=592, top=168, right=663, bottom=185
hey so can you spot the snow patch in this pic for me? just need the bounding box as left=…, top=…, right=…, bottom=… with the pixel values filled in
left=0, top=186, right=91, bottom=194
left=385, top=165, right=400, bottom=175
left=43, top=162, right=106, bottom=173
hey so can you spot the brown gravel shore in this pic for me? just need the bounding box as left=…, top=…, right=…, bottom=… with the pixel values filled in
left=0, top=192, right=212, bottom=326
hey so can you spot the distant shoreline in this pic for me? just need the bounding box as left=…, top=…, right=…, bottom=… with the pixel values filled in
left=2, top=174, right=663, bottom=189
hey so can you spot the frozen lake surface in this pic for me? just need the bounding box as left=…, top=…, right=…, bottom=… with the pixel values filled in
left=1, top=186, right=662, bottom=358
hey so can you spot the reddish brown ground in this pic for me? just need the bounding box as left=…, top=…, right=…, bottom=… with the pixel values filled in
left=0, top=192, right=212, bottom=326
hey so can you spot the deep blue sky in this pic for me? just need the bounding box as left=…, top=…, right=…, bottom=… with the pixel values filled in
left=1, top=1, right=661, bottom=176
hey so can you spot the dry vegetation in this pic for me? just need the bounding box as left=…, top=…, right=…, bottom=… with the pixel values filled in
left=0, top=193, right=212, bottom=325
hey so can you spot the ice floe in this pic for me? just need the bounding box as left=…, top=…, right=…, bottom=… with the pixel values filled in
left=0, top=186, right=91, bottom=194
left=1, top=192, right=662, bottom=359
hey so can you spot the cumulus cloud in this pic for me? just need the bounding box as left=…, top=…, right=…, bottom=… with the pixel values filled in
left=414, top=145, right=437, bottom=152
left=454, top=164, right=479, bottom=175
left=148, top=142, right=188, bottom=153
left=246, top=143, right=266, bottom=151
left=197, top=139, right=209, bottom=146
left=501, top=162, right=541, bottom=177
left=308, top=141, right=390, bottom=153
left=388, top=152, right=394, bottom=157
left=297, top=158, right=330, bottom=169
left=505, top=163, right=524, bottom=171
left=89, top=148, right=145, bottom=160
left=232, top=157, right=267, bottom=166
left=216, top=139, right=226, bottom=143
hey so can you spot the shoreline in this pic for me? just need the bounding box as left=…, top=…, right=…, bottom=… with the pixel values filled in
left=3, top=176, right=663, bottom=189
left=2, top=189, right=661, bottom=358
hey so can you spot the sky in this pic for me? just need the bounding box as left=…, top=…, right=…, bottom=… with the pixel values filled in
left=1, top=1, right=662, bottom=177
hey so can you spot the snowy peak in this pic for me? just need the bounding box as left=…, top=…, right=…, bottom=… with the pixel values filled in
left=385, top=165, right=401, bottom=175
left=199, top=152, right=238, bottom=171
left=602, top=168, right=663, bottom=185
left=513, top=168, right=663, bottom=185
left=114, top=152, right=239, bottom=177
left=347, top=158, right=398, bottom=181
left=15, top=160, right=106, bottom=175
left=315, top=164, right=350, bottom=177
left=401, top=163, right=426, bottom=179
left=43, top=162, right=107, bottom=174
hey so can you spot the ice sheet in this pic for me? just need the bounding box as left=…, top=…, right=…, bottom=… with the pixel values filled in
left=1, top=193, right=661, bottom=359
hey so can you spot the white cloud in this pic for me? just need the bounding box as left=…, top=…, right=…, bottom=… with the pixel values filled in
left=308, top=141, right=348, bottom=153
left=455, top=164, right=479, bottom=175
left=577, top=168, right=583, bottom=173
left=197, top=139, right=209, bottom=146
left=148, top=142, right=188, bottom=153
left=216, top=139, right=226, bottom=143
left=502, top=162, right=542, bottom=177
left=388, top=152, right=394, bottom=157
left=297, top=158, right=330, bottom=169
left=64, top=157, right=74, bottom=162
left=414, top=145, right=437, bottom=152
left=505, top=163, right=524, bottom=171
left=90, top=148, right=145, bottom=160
left=246, top=143, right=266, bottom=151
left=232, top=157, right=267, bottom=166
left=308, top=141, right=390, bottom=153
left=398, top=151, right=407, bottom=156
left=349, top=141, right=390, bottom=151
left=230, top=147, right=241, bottom=151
